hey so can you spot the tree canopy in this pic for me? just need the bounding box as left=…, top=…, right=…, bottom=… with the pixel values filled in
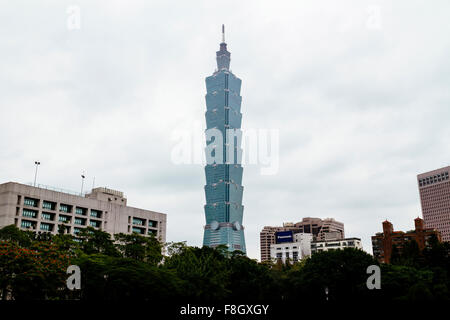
left=0, top=225, right=449, bottom=301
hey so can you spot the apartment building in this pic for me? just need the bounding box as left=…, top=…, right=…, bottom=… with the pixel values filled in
left=371, top=218, right=441, bottom=263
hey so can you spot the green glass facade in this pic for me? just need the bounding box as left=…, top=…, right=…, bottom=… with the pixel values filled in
left=203, top=30, right=246, bottom=254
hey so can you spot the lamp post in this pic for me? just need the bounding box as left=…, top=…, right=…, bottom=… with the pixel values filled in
left=81, top=172, right=85, bottom=195
left=33, top=161, right=41, bottom=187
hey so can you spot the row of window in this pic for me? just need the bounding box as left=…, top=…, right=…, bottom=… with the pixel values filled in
left=22, top=196, right=103, bottom=218
left=22, top=210, right=101, bottom=227
left=130, top=226, right=157, bottom=236
left=419, top=172, right=449, bottom=187
left=22, top=209, right=37, bottom=218
left=24, top=198, right=38, bottom=207
left=19, top=220, right=101, bottom=233
left=130, top=217, right=158, bottom=228
left=275, top=252, right=299, bottom=261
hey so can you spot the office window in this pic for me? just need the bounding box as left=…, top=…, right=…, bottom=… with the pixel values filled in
left=41, top=212, right=54, bottom=221
left=75, top=207, right=87, bottom=215
left=42, top=201, right=56, bottom=210
left=60, top=204, right=72, bottom=213
left=132, top=227, right=144, bottom=234
left=75, top=218, right=86, bottom=226
left=22, top=209, right=37, bottom=218
left=40, top=223, right=52, bottom=231
left=148, top=220, right=158, bottom=228
left=132, top=217, right=145, bottom=226
left=21, top=220, right=36, bottom=229
left=59, top=215, right=71, bottom=223
left=90, top=209, right=102, bottom=218
left=90, top=220, right=101, bottom=228
left=24, top=197, right=38, bottom=207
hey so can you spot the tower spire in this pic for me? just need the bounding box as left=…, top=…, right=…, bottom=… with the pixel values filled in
left=222, top=24, right=225, bottom=43
left=216, top=25, right=230, bottom=70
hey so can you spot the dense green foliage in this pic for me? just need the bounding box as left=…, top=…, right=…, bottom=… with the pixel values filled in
left=0, top=225, right=449, bottom=301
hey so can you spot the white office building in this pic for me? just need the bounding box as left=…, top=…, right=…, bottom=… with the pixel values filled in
left=0, top=182, right=167, bottom=242
left=270, top=233, right=313, bottom=263
left=310, top=237, right=362, bottom=253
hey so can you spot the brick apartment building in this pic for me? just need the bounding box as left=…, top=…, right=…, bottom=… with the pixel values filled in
left=371, top=217, right=441, bottom=263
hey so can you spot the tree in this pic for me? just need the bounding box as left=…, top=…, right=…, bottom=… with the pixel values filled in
left=380, top=264, right=434, bottom=301
left=114, top=233, right=163, bottom=265
left=391, top=240, right=422, bottom=267
left=0, top=240, right=70, bottom=300
left=163, top=245, right=230, bottom=301
left=226, top=251, right=277, bottom=301
left=77, top=227, right=119, bottom=257
left=285, top=248, right=378, bottom=302
left=0, top=225, right=33, bottom=247
left=71, top=253, right=182, bottom=301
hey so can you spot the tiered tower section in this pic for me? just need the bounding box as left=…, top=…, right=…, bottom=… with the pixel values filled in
left=203, top=26, right=246, bottom=254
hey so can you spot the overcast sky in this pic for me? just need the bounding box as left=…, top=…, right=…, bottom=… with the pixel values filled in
left=1, top=0, right=450, bottom=260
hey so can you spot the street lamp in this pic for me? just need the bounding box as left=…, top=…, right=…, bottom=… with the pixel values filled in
left=33, top=161, right=41, bottom=187
left=80, top=172, right=85, bottom=195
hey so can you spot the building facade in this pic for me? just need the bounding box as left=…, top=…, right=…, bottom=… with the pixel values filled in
left=260, top=218, right=345, bottom=262
left=311, top=237, right=362, bottom=254
left=270, top=233, right=313, bottom=264
left=371, top=218, right=441, bottom=263
left=0, top=182, right=166, bottom=242
left=294, top=217, right=345, bottom=241
left=203, top=26, right=246, bottom=253
left=260, top=224, right=302, bottom=262
left=417, top=166, right=450, bottom=242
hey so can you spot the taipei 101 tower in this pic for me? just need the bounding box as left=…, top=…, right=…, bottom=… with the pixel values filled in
left=202, top=25, right=246, bottom=254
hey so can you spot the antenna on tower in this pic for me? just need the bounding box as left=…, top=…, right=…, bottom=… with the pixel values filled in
left=222, top=24, right=225, bottom=43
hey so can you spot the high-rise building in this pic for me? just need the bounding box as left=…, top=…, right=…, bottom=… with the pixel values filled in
left=260, top=218, right=345, bottom=262
left=417, top=166, right=450, bottom=242
left=0, top=182, right=166, bottom=242
left=371, top=218, right=441, bottom=263
left=203, top=26, right=246, bottom=253
left=294, top=217, right=345, bottom=241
